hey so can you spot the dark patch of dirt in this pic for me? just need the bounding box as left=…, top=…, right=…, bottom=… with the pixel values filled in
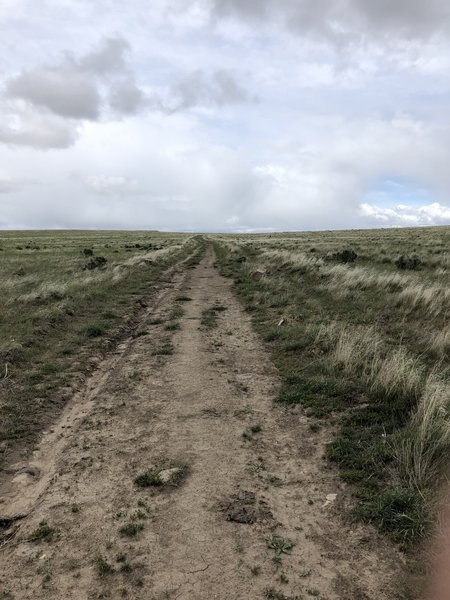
left=218, top=490, right=273, bottom=524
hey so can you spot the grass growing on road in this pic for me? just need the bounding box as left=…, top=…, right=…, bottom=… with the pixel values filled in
left=201, top=304, right=228, bottom=329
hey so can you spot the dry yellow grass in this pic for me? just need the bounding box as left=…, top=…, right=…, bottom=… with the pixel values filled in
left=429, top=324, right=450, bottom=359
left=316, top=322, right=424, bottom=402
left=394, top=376, right=450, bottom=493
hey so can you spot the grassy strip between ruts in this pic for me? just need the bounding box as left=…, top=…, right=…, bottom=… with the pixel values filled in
left=0, top=233, right=206, bottom=466
left=212, top=231, right=449, bottom=553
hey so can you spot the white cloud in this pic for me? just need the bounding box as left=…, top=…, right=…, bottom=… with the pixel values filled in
left=83, top=174, right=144, bottom=196
left=0, top=101, right=79, bottom=149
left=0, top=174, right=21, bottom=193
left=360, top=202, right=450, bottom=225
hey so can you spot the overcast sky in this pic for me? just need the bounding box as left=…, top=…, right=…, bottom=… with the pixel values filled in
left=0, top=0, right=449, bottom=231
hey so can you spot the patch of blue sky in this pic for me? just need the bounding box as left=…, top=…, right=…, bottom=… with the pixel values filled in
left=363, top=176, right=433, bottom=207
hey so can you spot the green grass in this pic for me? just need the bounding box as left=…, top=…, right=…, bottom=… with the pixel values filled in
left=355, top=487, right=427, bottom=545
left=243, top=423, right=262, bottom=440
left=264, top=589, right=302, bottom=600
left=164, top=321, right=181, bottom=331
left=0, top=231, right=203, bottom=467
left=265, top=534, right=294, bottom=560
left=134, top=469, right=163, bottom=487
left=169, top=306, right=184, bottom=320
left=213, top=227, right=449, bottom=548
left=119, top=522, right=144, bottom=537
left=85, top=324, right=108, bottom=337
left=28, top=521, right=56, bottom=543
left=152, top=344, right=174, bottom=356
left=149, top=317, right=164, bottom=325
left=200, top=304, right=227, bottom=329
left=95, top=556, right=113, bottom=576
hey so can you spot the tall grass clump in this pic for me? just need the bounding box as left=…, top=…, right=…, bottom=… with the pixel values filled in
left=262, top=249, right=324, bottom=273
left=323, top=263, right=407, bottom=295
left=316, top=322, right=423, bottom=407
left=398, top=284, right=450, bottom=317
left=370, top=348, right=423, bottom=406
left=429, top=324, right=450, bottom=360
left=394, top=376, right=450, bottom=493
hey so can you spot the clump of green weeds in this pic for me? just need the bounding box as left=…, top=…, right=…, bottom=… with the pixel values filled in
left=200, top=304, right=227, bottom=329
left=263, top=588, right=302, bottom=600
left=119, top=522, right=144, bottom=537
left=134, top=469, right=163, bottom=487
left=128, top=369, right=143, bottom=381
left=95, top=556, right=113, bottom=576
left=152, top=344, right=174, bottom=356
left=169, top=306, right=184, bottom=320
left=85, top=323, right=107, bottom=337
left=355, top=486, right=427, bottom=545
left=149, top=317, right=164, bottom=325
left=266, top=474, right=283, bottom=487
left=201, top=308, right=218, bottom=329
left=265, top=534, right=294, bottom=562
left=243, top=423, right=262, bottom=440
left=28, top=521, right=56, bottom=543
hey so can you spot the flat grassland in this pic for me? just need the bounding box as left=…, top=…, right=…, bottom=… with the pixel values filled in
left=0, top=226, right=448, bottom=599
left=0, top=231, right=198, bottom=462
left=214, top=226, right=449, bottom=546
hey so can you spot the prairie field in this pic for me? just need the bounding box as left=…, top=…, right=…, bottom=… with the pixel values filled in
left=0, top=231, right=198, bottom=462
left=213, top=225, right=450, bottom=547
left=0, top=226, right=448, bottom=600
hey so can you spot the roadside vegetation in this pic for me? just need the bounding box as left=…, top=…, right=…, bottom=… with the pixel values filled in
left=213, top=226, right=449, bottom=547
left=0, top=231, right=202, bottom=465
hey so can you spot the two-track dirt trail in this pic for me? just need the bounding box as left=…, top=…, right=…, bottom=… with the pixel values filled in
left=0, top=247, right=402, bottom=599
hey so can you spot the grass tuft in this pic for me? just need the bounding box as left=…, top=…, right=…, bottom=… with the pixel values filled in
left=152, top=344, right=174, bottom=356
left=119, top=522, right=144, bottom=537
left=95, top=556, right=113, bottom=576
left=134, top=469, right=163, bottom=487
left=28, top=521, right=56, bottom=543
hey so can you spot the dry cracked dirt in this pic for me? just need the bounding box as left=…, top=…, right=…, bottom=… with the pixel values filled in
left=0, top=247, right=404, bottom=599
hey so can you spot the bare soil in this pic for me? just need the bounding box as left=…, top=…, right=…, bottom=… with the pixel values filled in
left=0, top=247, right=404, bottom=599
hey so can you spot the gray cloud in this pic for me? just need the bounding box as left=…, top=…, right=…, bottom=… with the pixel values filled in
left=109, top=77, right=148, bottom=115
left=5, top=36, right=130, bottom=121
left=7, top=69, right=101, bottom=120
left=170, top=69, right=251, bottom=111
left=76, top=37, right=131, bottom=74
left=211, top=0, right=450, bottom=44
left=1, top=34, right=251, bottom=149
left=109, top=68, right=252, bottom=115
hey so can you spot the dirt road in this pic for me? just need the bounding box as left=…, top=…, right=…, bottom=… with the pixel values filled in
left=0, top=247, right=402, bottom=599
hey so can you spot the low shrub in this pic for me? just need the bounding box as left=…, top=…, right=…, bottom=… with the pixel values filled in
left=84, top=256, right=107, bottom=270
left=395, top=255, right=422, bottom=270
